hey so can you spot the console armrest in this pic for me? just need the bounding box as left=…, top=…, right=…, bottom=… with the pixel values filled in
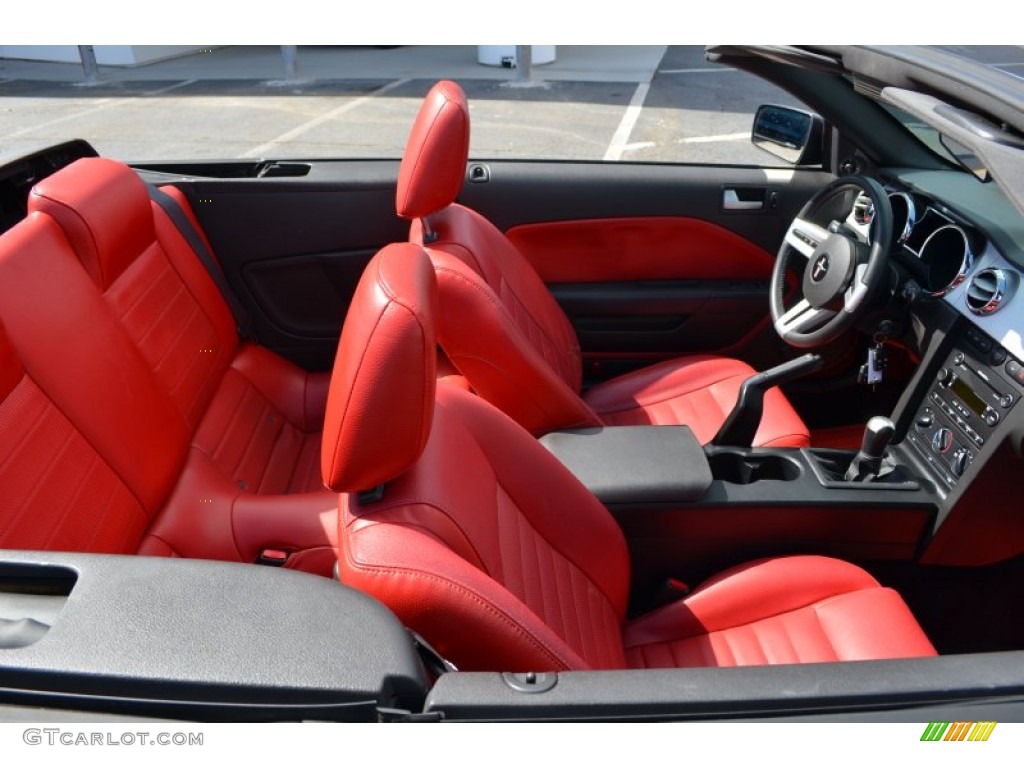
left=0, top=552, right=427, bottom=720
left=540, top=426, right=712, bottom=504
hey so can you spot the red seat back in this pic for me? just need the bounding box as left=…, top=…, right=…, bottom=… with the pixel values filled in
left=322, top=242, right=631, bottom=671
left=30, top=158, right=237, bottom=431
left=0, top=214, right=183, bottom=550
left=396, top=80, right=596, bottom=435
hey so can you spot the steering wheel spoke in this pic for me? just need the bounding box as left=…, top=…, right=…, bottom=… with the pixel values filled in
left=843, top=263, right=870, bottom=312
left=773, top=299, right=834, bottom=336
left=783, top=217, right=831, bottom=259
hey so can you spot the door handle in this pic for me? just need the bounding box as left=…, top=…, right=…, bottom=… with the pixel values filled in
left=722, top=188, right=765, bottom=211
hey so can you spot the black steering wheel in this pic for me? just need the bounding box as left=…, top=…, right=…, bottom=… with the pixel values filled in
left=770, top=176, right=893, bottom=349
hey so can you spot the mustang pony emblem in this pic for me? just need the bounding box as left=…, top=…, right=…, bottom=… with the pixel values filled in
left=811, top=253, right=831, bottom=282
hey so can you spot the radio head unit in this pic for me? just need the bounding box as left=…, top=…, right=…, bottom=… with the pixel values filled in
left=908, top=327, right=1021, bottom=489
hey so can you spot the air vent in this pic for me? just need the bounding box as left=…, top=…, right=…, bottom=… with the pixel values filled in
left=966, top=267, right=1014, bottom=315
left=852, top=75, right=885, bottom=100
left=852, top=192, right=874, bottom=225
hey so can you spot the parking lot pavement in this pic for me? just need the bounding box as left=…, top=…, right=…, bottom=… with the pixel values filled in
left=0, top=46, right=762, bottom=164
left=611, top=46, right=800, bottom=165
left=2, top=45, right=1022, bottom=166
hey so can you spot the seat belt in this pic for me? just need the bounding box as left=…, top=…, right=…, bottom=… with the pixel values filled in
left=147, top=185, right=255, bottom=340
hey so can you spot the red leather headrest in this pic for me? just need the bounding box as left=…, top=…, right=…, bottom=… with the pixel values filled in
left=396, top=80, right=470, bottom=220
left=321, top=243, right=438, bottom=492
left=29, top=158, right=156, bottom=290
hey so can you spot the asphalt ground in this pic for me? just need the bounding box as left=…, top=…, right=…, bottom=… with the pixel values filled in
left=1, top=45, right=1021, bottom=166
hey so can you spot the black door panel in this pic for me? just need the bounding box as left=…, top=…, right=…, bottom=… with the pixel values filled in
left=458, top=161, right=832, bottom=254
left=459, top=161, right=832, bottom=371
left=243, top=248, right=377, bottom=336
left=143, top=160, right=405, bottom=371
left=552, top=279, right=769, bottom=356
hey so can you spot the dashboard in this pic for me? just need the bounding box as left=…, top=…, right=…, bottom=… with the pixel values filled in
left=853, top=180, right=1022, bottom=356
left=881, top=172, right=1024, bottom=360
left=855, top=172, right=1024, bottom=498
left=845, top=171, right=1024, bottom=362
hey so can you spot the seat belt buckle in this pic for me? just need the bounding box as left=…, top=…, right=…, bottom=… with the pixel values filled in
left=633, top=577, right=691, bottom=617
left=409, top=629, right=458, bottom=679
left=256, top=548, right=290, bottom=567
left=662, top=577, right=690, bottom=600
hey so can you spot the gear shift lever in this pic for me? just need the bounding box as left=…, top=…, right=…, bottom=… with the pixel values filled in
left=845, top=416, right=896, bottom=482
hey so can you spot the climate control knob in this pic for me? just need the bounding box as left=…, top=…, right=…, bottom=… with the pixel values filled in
left=952, top=447, right=972, bottom=476
left=916, top=409, right=934, bottom=428
left=931, top=427, right=953, bottom=454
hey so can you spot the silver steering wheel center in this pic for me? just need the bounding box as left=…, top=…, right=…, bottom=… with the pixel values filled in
left=802, top=232, right=858, bottom=309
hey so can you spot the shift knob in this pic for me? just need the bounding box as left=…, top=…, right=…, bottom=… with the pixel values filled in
left=860, top=416, right=896, bottom=459
left=845, top=416, right=896, bottom=482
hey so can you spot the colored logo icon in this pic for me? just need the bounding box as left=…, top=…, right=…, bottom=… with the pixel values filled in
left=921, top=722, right=997, bottom=742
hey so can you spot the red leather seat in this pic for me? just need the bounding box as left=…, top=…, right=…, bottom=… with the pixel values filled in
left=0, top=159, right=336, bottom=575
left=0, top=212, right=184, bottom=554
left=396, top=80, right=809, bottom=446
left=29, top=159, right=329, bottom=497
left=323, top=242, right=936, bottom=671
left=0, top=271, right=157, bottom=554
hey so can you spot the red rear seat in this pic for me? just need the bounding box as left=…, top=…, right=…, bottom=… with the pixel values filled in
left=0, top=159, right=336, bottom=574
left=0, top=315, right=151, bottom=553
left=29, top=159, right=329, bottom=494
left=0, top=213, right=174, bottom=554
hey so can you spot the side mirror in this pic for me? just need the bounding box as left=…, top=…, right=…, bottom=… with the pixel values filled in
left=752, top=105, right=824, bottom=166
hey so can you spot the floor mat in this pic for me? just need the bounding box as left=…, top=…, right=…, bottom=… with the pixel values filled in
left=871, top=555, right=1024, bottom=655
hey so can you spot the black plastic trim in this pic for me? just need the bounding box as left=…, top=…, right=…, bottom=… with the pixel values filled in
left=0, top=552, right=426, bottom=721
left=540, top=427, right=712, bottom=504
left=424, top=652, right=1024, bottom=722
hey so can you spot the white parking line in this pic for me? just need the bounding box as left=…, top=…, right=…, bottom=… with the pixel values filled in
left=658, top=67, right=737, bottom=74
left=621, top=141, right=655, bottom=152
left=242, top=78, right=410, bottom=158
left=604, top=82, right=651, bottom=162
left=679, top=132, right=749, bottom=144
left=3, top=79, right=197, bottom=141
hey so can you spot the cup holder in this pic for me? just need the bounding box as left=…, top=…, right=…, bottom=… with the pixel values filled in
left=708, top=451, right=801, bottom=484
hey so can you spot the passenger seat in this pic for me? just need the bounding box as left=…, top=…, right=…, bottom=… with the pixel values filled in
left=323, top=242, right=937, bottom=671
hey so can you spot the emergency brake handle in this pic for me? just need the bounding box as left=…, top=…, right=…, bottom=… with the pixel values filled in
left=711, top=353, right=823, bottom=448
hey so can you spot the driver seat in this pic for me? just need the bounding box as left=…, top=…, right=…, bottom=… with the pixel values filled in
left=397, top=80, right=809, bottom=446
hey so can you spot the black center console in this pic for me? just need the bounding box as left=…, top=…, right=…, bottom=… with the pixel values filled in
left=539, top=319, right=1024, bottom=581
left=540, top=426, right=936, bottom=511
left=539, top=424, right=938, bottom=588
left=539, top=426, right=711, bottom=504
left=905, top=326, right=1022, bottom=490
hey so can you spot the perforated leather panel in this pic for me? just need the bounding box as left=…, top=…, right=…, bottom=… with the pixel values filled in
left=193, top=367, right=325, bottom=495
left=105, top=242, right=231, bottom=430
left=0, top=376, right=149, bottom=553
